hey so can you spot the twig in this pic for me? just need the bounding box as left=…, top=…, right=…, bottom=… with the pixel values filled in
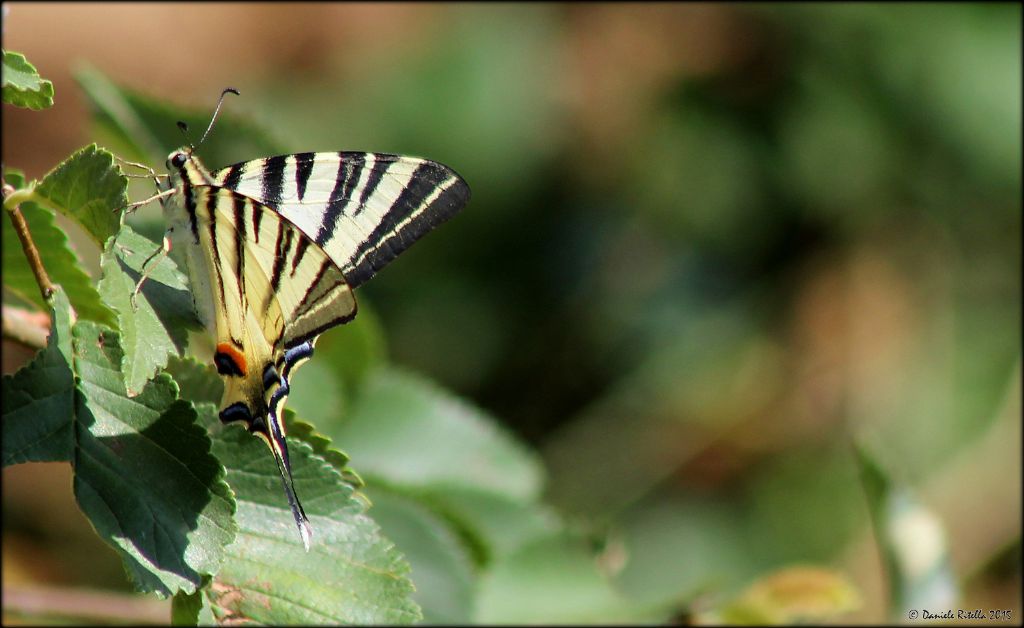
left=3, top=181, right=55, bottom=303
left=1, top=584, right=170, bottom=624
left=1, top=304, right=50, bottom=349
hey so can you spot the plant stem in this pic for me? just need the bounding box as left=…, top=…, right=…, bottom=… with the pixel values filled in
left=1, top=584, right=170, bottom=624
left=1, top=304, right=49, bottom=349
left=3, top=181, right=55, bottom=303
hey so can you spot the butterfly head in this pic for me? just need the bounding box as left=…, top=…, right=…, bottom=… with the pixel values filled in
left=166, top=148, right=213, bottom=188
left=165, top=87, right=238, bottom=186
left=167, top=149, right=190, bottom=170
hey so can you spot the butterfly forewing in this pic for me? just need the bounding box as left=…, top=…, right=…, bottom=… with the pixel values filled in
left=211, top=152, right=471, bottom=288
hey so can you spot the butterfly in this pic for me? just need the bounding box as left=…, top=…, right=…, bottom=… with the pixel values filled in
left=131, top=89, right=470, bottom=549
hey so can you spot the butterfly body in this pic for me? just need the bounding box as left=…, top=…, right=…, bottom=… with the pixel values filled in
left=157, top=147, right=469, bottom=549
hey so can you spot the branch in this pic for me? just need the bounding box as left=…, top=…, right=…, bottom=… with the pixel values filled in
left=1, top=584, right=170, bottom=624
left=2, top=304, right=50, bottom=349
left=3, top=181, right=55, bottom=302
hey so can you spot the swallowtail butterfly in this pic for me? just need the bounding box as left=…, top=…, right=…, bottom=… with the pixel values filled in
left=135, top=89, right=470, bottom=550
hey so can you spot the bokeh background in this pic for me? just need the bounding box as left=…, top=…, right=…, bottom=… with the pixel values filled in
left=3, top=2, right=1020, bottom=624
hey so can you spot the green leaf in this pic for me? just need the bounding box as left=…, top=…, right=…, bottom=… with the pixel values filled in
left=172, top=588, right=216, bottom=626
left=34, top=144, right=125, bottom=247
left=334, top=367, right=544, bottom=502
left=365, top=489, right=476, bottom=623
left=2, top=288, right=75, bottom=465
left=3, top=289, right=236, bottom=596
left=705, top=566, right=861, bottom=625
left=163, top=356, right=223, bottom=407
left=316, top=299, right=387, bottom=391
left=2, top=50, right=54, bottom=110
left=200, top=401, right=422, bottom=624
left=426, top=486, right=561, bottom=566
left=475, top=532, right=638, bottom=623
left=98, top=225, right=199, bottom=395
left=70, top=322, right=236, bottom=596
left=856, top=445, right=958, bottom=619
left=75, top=65, right=281, bottom=167
left=277, top=358, right=347, bottom=430
left=612, top=495, right=751, bottom=613
left=171, top=589, right=201, bottom=626
left=2, top=170, right=118, bottom=326
left=286, top=416, right=365, bottom=491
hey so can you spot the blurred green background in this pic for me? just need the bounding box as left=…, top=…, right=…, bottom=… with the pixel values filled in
left=3, top=2, right=1020, bottom=623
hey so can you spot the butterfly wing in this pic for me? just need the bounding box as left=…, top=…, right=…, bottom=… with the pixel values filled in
left=210, top=152, right=471, bottom=288
left=174, top=183, right=357, bottom=550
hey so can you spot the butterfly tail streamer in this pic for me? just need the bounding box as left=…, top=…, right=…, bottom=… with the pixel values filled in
left=266, top=410, right=313, bottom=552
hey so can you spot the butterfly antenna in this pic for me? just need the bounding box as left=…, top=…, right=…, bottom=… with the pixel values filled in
left=176, top=121, right=194, bottom=154
left=198, top=87, right=240, bottom=147
left=176, top=87, right=239, bottom=154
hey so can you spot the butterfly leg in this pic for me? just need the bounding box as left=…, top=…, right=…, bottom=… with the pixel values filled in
left=116, top=157, right=157, bottom=174
left=115, top=157, right=173, bottom=214
left=115, top=156, right=168, bottom=188
left=121, top=187, right=176, bottom=214
left=130, top=230, right=172, bottom=311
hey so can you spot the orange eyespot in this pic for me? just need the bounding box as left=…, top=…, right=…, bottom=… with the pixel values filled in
left=214, top=343, right=248, bottom=377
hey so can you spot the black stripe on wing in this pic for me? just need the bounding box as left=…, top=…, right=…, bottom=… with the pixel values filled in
left=269, top=221, right=293, bottom=298
left=344, top=159, right=470, bottom=288
left=185, top=183, right=200, bottom=244
left=219, top=162, right=243, bottom=191
left=233, top=193, right=247, bottom=311
left=262, top=155, right=287, bottom=207
left=202, top=191, right=228, bottom=310
left=353, top=157, right=388, bottom=216
left=318, top=153, right=367, bottom=246
left=291, top=236, right=310, bottom=277
left=294, top=153, right=315, bottom=201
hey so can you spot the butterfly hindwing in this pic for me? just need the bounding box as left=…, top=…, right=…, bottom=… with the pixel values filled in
left=205, top=187, right=357, bottom=349
left=168, top=177, right=358, bottom=550
left=210, top=152, right=471, bottom=288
